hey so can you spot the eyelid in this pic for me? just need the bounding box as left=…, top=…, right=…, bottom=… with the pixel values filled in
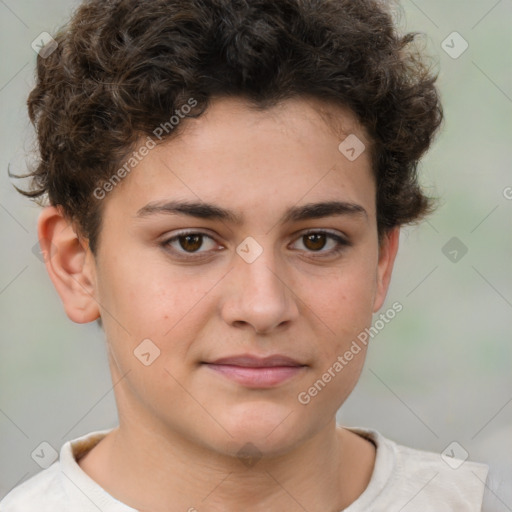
left=161, top=229, right=220, bottom=258
left=297, top=228, right=349, bottom=242
left=161, top=228, right=351, bottom=259
left=161, top=228, right=216, bottom=242
left=292, top=229, right=351, bottom=256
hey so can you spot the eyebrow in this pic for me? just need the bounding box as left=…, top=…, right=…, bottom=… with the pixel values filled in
left=136, top=199, right=368, bottom=225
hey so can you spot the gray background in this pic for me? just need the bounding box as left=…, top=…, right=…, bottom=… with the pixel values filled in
left=1, top=0, right=511, bottom=506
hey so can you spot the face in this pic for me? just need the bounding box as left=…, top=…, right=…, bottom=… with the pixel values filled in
left=58, top=96, right=398, bottom=457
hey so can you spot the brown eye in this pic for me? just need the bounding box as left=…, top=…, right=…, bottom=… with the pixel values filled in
left=292, top=230, right=350, bottom=257
left=162, top=231, right=218, bottom=259
left=178, top=234, right=204, bottom=253
left=303, top=233, right=328, bottom=251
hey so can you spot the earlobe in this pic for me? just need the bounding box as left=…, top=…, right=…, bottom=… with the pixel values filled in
left=372, top=227, right=400, bottom=313
left=37, top=206, right=100, bottom=323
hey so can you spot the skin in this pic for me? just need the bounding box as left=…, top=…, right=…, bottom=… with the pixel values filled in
left=39, top=96, right=399, bottom=512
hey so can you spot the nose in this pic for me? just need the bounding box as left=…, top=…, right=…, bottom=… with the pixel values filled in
left=220, top=242, right=300, bottom=335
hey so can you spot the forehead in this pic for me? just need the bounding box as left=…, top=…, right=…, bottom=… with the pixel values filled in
left=102, top=96, right=375, bottom=228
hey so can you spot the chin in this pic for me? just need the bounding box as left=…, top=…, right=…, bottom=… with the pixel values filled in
left=210, top=400, right=307, bottom=456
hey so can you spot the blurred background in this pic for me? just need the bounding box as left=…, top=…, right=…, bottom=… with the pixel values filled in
left=0, top=0, right=511, bottom=507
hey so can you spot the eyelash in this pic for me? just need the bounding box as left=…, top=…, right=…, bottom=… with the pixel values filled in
left=161, top=229, right=351, bottom=261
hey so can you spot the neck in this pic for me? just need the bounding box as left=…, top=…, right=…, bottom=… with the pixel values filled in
left=79, top=413, right=375, bottom=512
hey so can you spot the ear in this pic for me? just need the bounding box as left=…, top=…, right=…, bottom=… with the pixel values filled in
left=372, top=226, right=400, bottom=313
left=37, top=206, right=100, bottom=323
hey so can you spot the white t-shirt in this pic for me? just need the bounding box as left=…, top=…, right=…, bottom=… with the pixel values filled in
left=0, top=426, right=490, bottom=511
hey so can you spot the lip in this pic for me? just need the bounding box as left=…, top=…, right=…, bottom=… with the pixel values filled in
left=208, top=354, right=304, bottom=367
left=202, top=354, right=307, bottom=388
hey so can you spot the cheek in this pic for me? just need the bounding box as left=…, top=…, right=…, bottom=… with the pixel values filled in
left=296, top=266, right=375, bottom=421
left=306, top=257, right=378, bottom=353
left=96, top=251, right=219, bottom=382
left=95, top=256, right=208, bottom=428
left=97, top=250, right=197, bottom=331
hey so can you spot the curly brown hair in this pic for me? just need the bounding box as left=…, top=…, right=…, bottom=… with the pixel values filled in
left=14, top=0, right=443, bottom=254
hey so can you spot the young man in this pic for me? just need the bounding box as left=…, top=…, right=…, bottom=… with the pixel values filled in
left=2, top=0, right=490, bottom=510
